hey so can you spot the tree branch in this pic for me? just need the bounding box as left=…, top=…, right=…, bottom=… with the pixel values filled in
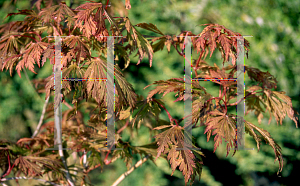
left=32, top=96, right=50, bottom=138
left=111, top=154, right=151, bottom=186
left=227, top=91, right=258, bottom=107
left=59, top=150, right=75, bottom=186
left=0, top=176, right=61, bottom=186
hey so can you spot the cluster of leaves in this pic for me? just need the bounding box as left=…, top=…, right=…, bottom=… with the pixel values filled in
left=0, top=0, right=298, bottom=185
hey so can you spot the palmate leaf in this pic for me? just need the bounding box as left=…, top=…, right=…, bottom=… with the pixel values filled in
left=154, top=125, right=204, bottom=185
left=93, top=6, right=109, bottom=42
left=13, top=155, right=63, bottom=178
left=193, top=24, right=250, bottom=65
left=45, top=63, right=84, bottom=102
left=74, top=2, right=103, bottom=38
left=0, top=31, right=24, bottom=75
left=16, top=137, right=51, bottom=150
left=150, top=35, right=175, bottom=53
left=245, top=120, right=284, bottom=174
left=135, top=23, right=164, bottom=35
left=144, top=78, right=207, bottom=103
left=245, top=66, right=278, bottom=89
left=4, top=9, right=40, bottom=32
left=0, top=32, right=23, bottom=56
left=172, top=31, right=196, bottom=51
left=0, top=21, right=20, bottom=34
left=86, top=149, right=104, bottom=172
left=63, top=35, right=91, bottom=66
left=129, top=97, right=162, bottom=129
left=114, top=43, right=131, bottom=69
left=114, top=62, right=137, bottom=109
left=16, top=41, right=49, bottom=78
left=83, top=57, right=107, bottom=105
left=192, top=94, right=213, bottom=126
left=83, top=56, right=137, bottom=110
left=262, top=89, right=299, bottom=127
left=123, top=18, right=154, bottom=67
left=111, top=142, right=133, bottom=170
left=39, top=2, right=76, bottom=29
left=150, top=36, right=167, bottom=52
left=175, top=134, right=196, bottom=184
left=42, top=44, right=55, bottom=66
left=204, top=109, right=237, bottom=156
left=245, top=86, right=265, bottom=124
left=245, top=84, right=299, bottom=127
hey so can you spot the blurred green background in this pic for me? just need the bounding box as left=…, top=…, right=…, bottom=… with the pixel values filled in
left=0, top=0, right=299, bottom=185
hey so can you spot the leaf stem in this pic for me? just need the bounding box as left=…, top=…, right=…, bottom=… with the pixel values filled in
left=26, top=31, right=42, bottom=42
left=103, top=144, right=114, bottom=165
left=153, top=99, right=174, bottom=124
left=172, top=42, right=184, bottom=56
left=117, top=118, right=130, bottom=134
left=105, top=0, right=110, bottom=9
left=227, top=91, right=258, bottom=106
left=12, top=35, right=38, bottom=43
left=111, top=155, right=151, bottom=186
left=206, top=97, right=227, bottom=113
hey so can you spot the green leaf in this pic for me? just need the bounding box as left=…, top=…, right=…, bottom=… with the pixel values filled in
left=135, top=23, right=164, bottom=35
left=123, top=18, right=154, bottom=67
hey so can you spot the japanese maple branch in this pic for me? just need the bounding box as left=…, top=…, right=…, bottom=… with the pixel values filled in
left=105, top=0, right=110, bottom=9
left=26, top=31, right=42, bottom=42
left=31, top=96, right=50, bottom=138
left=117, top=118, right=130, bottom=134
left=0, top=151, right=13, bottom=179
left=0, top=177, right=61, bottom=186
left=172, top=42, right=184, bottom=56
left=111, top=154, right=151, bottom=186
left=59, top=148, right=75, bottom=186
left=206, top=97, right=227, bottom=113
left=193, top=55, right=202, bottom=77
left=12, top=35, right=38, bottom=42
left=55, top=106, right=75, bottom=186
left=227, top=91, right=258, bottom=106
left=86, top=142, right=118, bottom=174
left=103, top=141, right=116, bottom=165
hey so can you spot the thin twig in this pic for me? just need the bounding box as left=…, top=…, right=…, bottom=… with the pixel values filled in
left=117, top=118, right=130, bottom=134
left=59, top=148, right=75, bottom=186
left=0, top=177, right=61, bottom=186
left=172, top=42, right=184, bottom=56
left=152, top=99, right=173, bottom=123
left=227, top=91, right=258, bottom=106
left=32, top=96, right=50, bottom=138
left=105, top=0, right=110, bottom=9
left=12, top=35, right=38, bottom=42
left=111, top=155, right=151, bottom=186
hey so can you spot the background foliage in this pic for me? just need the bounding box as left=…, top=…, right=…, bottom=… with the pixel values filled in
left=0, top=0, right=299, bottom=185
